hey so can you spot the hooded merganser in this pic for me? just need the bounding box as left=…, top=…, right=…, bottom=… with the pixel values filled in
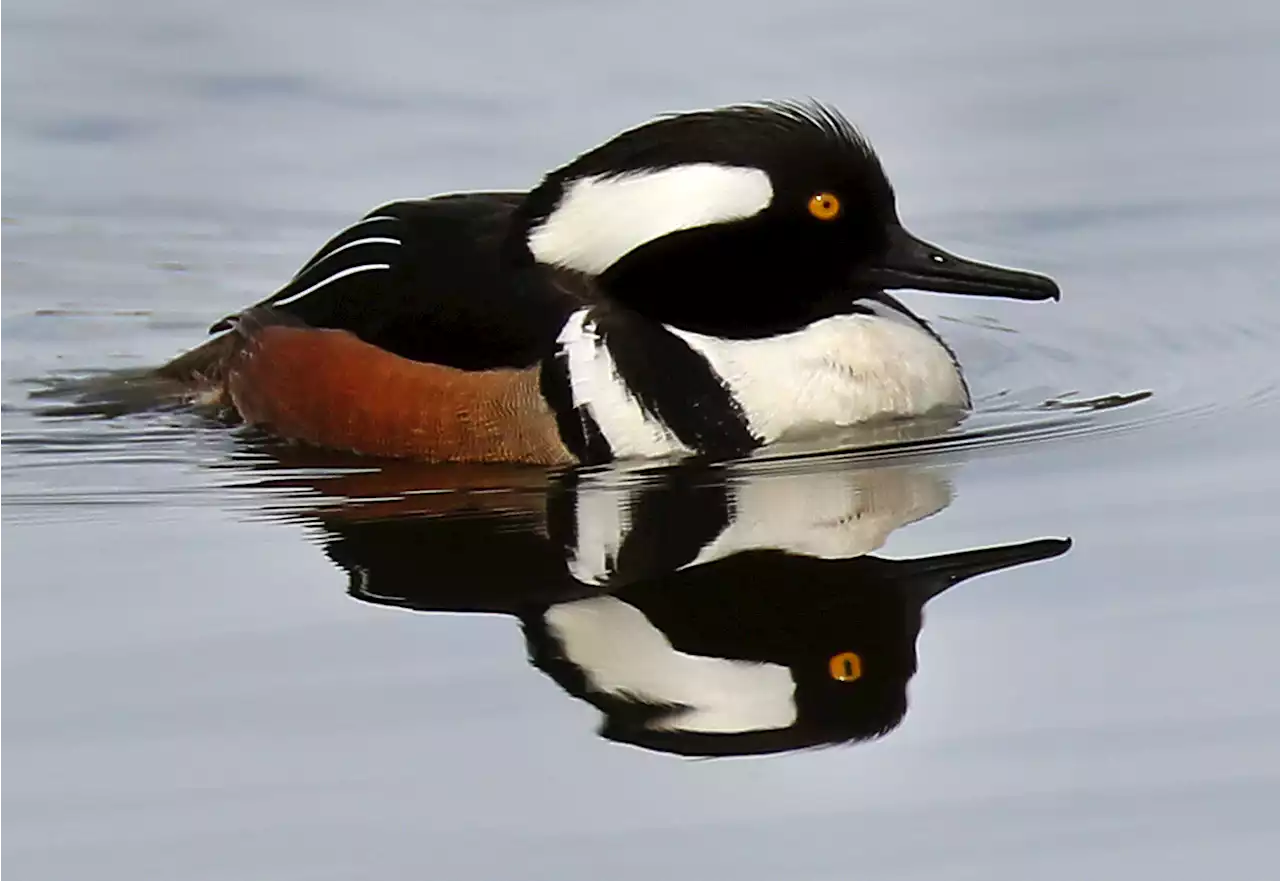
left=161, top=100, right=1060, bottom=464
left=286, top=457, right=1070, bottom=757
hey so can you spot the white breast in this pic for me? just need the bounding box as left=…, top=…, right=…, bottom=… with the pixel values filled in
left=666, top=306, right=969, bottom=443
left=555, top=303, right=968, bottom=460
left=563, top=460, right=952, bottom=585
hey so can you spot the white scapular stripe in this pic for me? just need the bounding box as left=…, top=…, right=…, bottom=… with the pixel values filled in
left=556, top=309, right=688, bottom=459
left=272, top=263, right=391, bottom=306
left=307, top=236, right=400, bottom=265
left=666, top=311, right=968, bottom=441
left=545, top=596, right=798, bottom=734
left=291, top=215, right=399, bottom=274
left=528, top=164, right=773, bottom=274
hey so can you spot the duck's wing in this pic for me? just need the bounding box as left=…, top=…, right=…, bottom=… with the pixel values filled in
left=215, top=192, right=591, bottom=370
left=152, top=193, right=595, bottom=462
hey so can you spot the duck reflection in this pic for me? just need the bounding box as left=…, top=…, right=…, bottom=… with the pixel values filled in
left=522, top=537, right=1066, bottom=757
left=256, top=452, right=1069, bottom=757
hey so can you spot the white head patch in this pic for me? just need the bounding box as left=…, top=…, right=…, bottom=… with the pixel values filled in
left=527, top=164, right=773, bottom=274
left=545, top=596, right=798, bottom=734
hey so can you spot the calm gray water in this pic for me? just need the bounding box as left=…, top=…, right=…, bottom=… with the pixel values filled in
left=4, top=1, right=1280, bottom=878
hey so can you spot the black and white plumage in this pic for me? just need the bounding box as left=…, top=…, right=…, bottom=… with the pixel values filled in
left=523, top=538, right=1070, bottom=757
left=213, top=193, right=585, bottom=371
left=168, top=100, right=1060, bottom=464
left=305, top=457, right=1071, bottom=757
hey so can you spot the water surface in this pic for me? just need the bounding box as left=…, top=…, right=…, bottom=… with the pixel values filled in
left=5, top=1, right=1280, bottom=878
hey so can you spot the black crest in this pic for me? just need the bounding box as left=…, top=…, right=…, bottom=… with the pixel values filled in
left=507, top=101, right=906, bottom=337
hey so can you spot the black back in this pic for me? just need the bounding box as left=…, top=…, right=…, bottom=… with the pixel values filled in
left=218, top=193, right=592, bottom=370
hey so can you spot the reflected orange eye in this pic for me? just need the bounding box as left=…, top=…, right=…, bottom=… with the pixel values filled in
left=828, top=651, right=862, bottom=682
left=808, top=192, right=842, bottom=221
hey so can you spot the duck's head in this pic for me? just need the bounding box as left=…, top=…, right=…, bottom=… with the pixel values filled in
left=513, top=100, right=1060, bottom=337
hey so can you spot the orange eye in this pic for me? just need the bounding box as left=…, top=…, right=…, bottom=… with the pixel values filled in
left=808, top=192, right=841, bottom=221
left=828, top=651, right=862, bottom=682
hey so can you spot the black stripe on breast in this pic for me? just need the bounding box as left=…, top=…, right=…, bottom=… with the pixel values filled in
left=593, top=306, right=759, bottom=459
left=543, top=462, right=734, bottom=586
left=539, top=349, right=613, bottom=465
left=611, top=462, right=733, bottom=583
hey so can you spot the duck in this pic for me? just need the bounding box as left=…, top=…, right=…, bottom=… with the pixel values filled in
left=296, top=457, right=1071, bottom=757
left=159, top=100, right=1060, bottom=465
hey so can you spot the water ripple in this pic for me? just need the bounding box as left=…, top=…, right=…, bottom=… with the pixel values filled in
left=7, top=276, right=1278, bottom=511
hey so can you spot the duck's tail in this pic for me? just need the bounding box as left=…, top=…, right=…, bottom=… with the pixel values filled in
left=154, top=331, right=240, bottom=386
left=27, top=332, right=241, bottom=419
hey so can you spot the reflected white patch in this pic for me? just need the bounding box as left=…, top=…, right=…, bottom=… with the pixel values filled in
left=564, top=461, right=951, bottom=577
left=556, top=309, right=688, bottom=460
left=666, top=311, right=968, bottom=440
left=545, top=596, right=797, bottom=734
left=529, top=164, right=773, bottom=274
left=687, top=466, right=952, bottom=566
left=566, top=481, right=632, bottom=585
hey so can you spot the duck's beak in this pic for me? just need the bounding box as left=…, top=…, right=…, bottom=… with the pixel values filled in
left=907, top=538, right=1073, bottom=603
left=861, top=225, right=1061, bottom=301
